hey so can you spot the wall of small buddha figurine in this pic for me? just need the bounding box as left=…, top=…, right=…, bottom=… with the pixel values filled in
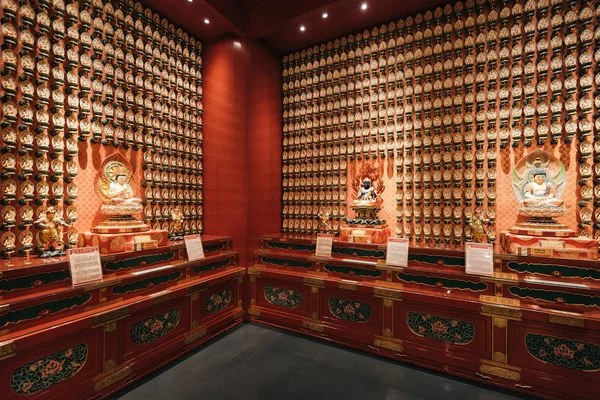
left=281, top=0, right=600, bottom=245
left=0, top=0, right=203, bottom=257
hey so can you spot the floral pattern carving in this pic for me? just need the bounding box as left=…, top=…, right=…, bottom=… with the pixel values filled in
left=11, top=344, right=87, bottom=395
left=525, top=333, right=600, bottom=371
left=328, top=297, right=371, bottom=323
left=407, top=312, right=475, bottom=345
left=131, top=309, right=180, bottom=345
left=204, top=289, right=232, bottom=314
left=264, top=286, right=302, bottom=309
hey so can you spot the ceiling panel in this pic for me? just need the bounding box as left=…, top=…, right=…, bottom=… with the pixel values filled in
left=258, top=0, right=450, bottom=53
left=141, top=0, right=451, bottom=52
left=141, top=0, right=232, bottom=41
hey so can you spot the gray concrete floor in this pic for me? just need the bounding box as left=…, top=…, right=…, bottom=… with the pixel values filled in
left=112, top=323, right=530, bottom=400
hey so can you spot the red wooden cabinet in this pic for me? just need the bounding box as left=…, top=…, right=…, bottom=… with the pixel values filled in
left=0, top=237, right=244, bottom=399
left=0, top=328, right=104, bottom=400
left=247, top=234, right=600, bottom=400
left=320, top=288, right=383, bottom=342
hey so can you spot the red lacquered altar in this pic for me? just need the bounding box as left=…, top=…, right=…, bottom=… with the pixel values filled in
left=0, top=237, right=244, bottom=399
left=245, top=233, right=600, bottom=400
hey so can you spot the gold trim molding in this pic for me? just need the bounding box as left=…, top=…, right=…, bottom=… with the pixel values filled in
left=151, top=293, right=171, bottom=305
left=480, top=295, right=520, bottom=307
left=479, top=365, right=521, bottom=381
left=374, top=339, right=403, bottom=352
left=93, top=366, right=133, bottom=392
left=493, top=352, right=507, bottom=363
left=302, top=320, right=325, bottom=332
left=248, top=307, right=261, bottom=317
left=481, top=304, right=522, bottom=319
left=105, top=322, right=117, bottom=333
left=481, top=359, right=522, bottom=371
left=493, top=317, right=507, bottom=328
left=303, top=277, right=325, bottom=286
left=492, top=272, right=518, bottom=281
left=84, top=280, right=121, bottom=292
left=233, top=270, right=246, bottom=279
left=0, top=341, right=16, bottom=360
left=247, top=268, right=262, bottom=276
left=338, top=282, right=356, bottom=291
left=92, top=307, right=130, bottom=327
left=105, top=359, right=118, bottom=371
left=548, top=314, right=584, bottom=328
left=373, top=287, right=402, bottom=299
left=185, top=329, right=208, bottom=345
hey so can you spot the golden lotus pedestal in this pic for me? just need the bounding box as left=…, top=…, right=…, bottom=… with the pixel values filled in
left=501, top=217, right=598, bottom=260
left=83, top=216, right=168, bottom=254
left=341, top=204, right=390, bottom=244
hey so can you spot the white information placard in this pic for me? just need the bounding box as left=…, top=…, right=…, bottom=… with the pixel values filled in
left=465, top=242, right=494, bottom=277
left=184, top=234, right=205, bottom=262
left=386, top=238, right=409, bottom=267
left=68, top=247, right=103, bottom=287
left=315, top=234, right=333, bottom=258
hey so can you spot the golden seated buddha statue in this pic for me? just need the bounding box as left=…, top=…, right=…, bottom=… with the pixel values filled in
left=92, top=154, right=148, bottom=234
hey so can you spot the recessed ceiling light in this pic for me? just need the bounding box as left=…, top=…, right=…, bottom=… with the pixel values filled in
left=300, top=25, right=306, bottom=32
left=204, top=18, right=210, bottom=24
left=322, top=12, right=328, bottom=18
left=233, top=41, right=242, bottom=48
left=361, top=2, right=368, bottom=10
left=188, top=0, right=193, bottom=2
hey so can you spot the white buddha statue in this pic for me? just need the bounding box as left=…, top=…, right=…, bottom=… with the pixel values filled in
left=107, top=171, right=142, bottom=205
left=100, top=164, right=143, bottom=217
left=522, top=171, right=564, bottom=207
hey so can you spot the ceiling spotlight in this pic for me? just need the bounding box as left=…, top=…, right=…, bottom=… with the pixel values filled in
left=300, top=25, right=306, bottom=32
left=233, top=41, right=242, bottom=48
left=322, top=12, right=328, bottom=18
left=361, top=2, right=368, bottom=10
left=204, top=18, right=210, bottom=24
left=188, top=0, right=193, bottom=2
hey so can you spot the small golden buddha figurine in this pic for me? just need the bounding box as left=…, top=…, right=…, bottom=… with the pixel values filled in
left=34, top=206, right=70, bottom=257
left=169, top=207, right=184, bottom=240
left=1, top=232, right=16, bottom=258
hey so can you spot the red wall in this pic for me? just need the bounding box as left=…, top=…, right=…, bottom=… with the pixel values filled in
left=247, top=42, right=283, bottom=256
left=203, top=35, right=281, bottom=265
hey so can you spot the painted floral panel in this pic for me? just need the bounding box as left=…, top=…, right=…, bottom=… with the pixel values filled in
left=328, top=297, right=371, bottom=323
left=205, top=289, right=232, bottom=314
left=264, top=286, right=302, bottom=308
left=407, top=312, right=475, bottom=345
left=525, top=333, right=600, bottom=371
left=131, top=309, right=180, bottom=345
left=11, top=344, right=87, bottom=395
